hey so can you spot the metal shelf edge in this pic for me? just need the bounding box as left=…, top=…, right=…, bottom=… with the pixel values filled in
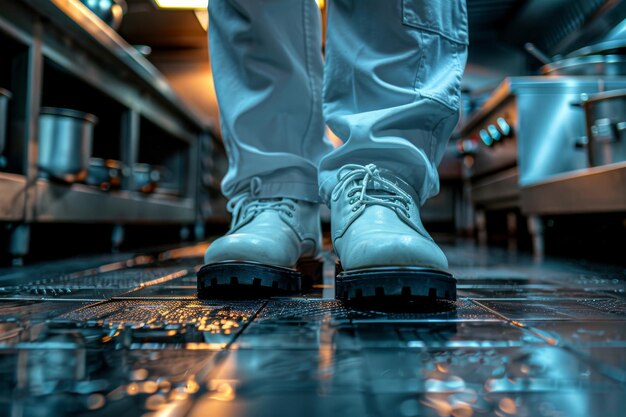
left=521, top=162, right=626, bottom=215
left=35, top=180, right=195, bottom=223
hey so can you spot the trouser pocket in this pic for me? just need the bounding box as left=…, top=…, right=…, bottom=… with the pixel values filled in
left=402, top=0, right=469, bottom=112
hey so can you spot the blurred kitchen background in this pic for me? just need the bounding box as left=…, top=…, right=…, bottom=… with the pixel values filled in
left=0, top=0, right=625, bottom=265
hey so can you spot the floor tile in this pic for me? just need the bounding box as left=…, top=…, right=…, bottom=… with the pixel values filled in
left=0, top=240, right=624, bottom=417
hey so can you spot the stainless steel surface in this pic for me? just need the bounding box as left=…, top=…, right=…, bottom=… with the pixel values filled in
left=471, top=167, right=520, bottom=209
left=581, top=89, right=626, bottom=167
left=0, top=88, right=11, bottom=166
left=461, top=95, right=519, bottom=178
left=79, top=0, right=127, bottom=30
left=538, top=0, right=626, bottom=55
left=541, top=55, right=626, bottom=76
left=521, top=161, right=626, bottom=214
left=37, top=107, right=97, bottom=183
left=461, top=77, right=626, bottom=187
left=567, top=39, right=626, bottom=58
left=34, top=179, right=195, bottom=223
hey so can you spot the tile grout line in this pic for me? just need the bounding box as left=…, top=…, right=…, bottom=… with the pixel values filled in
left=467, top=298, right=559, bottom=346
left=224, top=299, right=269, bottom=350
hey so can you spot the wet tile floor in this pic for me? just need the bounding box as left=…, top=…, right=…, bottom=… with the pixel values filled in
left=0, top=240, right=624, bottom=417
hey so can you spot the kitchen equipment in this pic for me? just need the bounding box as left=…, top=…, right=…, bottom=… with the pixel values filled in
left=525, top=42, right=626, bottom=76
left=80, top=0, right=127, bottom=30
left=132, top=163, right=160, bottom=194
left=567, top=39, right=626, bottom=58
left=460, top=77, right=626, bottom=187
left=38, top=107, right=97, bottom=183
left=86, top=158, right=126, bottom=190
left=580, top=89, right=626, bottom=167
left=460, top=77, right=626, bottom=259
left=0, top=88, right=11, bottom=168
left=541, top=55, right=626, bottom=76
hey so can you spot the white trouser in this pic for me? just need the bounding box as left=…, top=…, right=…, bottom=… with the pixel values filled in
left=208, top=0, right=468, bottom=206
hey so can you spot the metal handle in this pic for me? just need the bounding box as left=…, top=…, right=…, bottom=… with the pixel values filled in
left=524, top=43, right=552, bottom=65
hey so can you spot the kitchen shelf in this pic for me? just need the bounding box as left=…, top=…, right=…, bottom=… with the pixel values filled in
left=137, top=116, right=191, bottom=196
left=521, top=162, right=626, bottom=215
left=26, top=0, right=211, bottom=131
left=34, top=179, right=195, bottom=223
left=0, top=0, right=227, bottom=260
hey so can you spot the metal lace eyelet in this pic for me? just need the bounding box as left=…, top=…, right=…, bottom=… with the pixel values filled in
left=352, top=206, right=359, bottom=212
left=287, top=212, right=293, bottom=217
left=349, top=198, right=356, bottom=204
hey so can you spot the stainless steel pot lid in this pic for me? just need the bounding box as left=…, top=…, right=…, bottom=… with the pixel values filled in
left=0, top=88, right=11, bottom=99
left=567, top=39, right=626, bottom=58
left=40, top=107, right=98, bottom=124
left=540, top=54, right=626, bottom=74
left=90, top=158, right=124, bottom=169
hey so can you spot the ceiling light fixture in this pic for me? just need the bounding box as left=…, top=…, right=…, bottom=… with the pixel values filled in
left=154, top=0, right=208, bottom=10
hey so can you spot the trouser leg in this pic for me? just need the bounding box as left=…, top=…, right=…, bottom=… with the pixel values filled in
left=318, top=0, right=469, bottom=206
left=208, top=0, right=333, bottom=203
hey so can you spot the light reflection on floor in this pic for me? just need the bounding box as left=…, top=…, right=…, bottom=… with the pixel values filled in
left=0, top=240, right=624, bottom=416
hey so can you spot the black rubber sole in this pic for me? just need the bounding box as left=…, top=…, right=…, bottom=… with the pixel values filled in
left=197, top=258, right=323, bottom=299
left=335, top=265, right=456, bottom=305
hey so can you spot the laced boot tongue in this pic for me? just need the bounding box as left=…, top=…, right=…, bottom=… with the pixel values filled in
left=358, top=181, right=394, bottom=199
left=354, top=173, right=402, bottom=199
left=370, top=169, right=419, bottom=202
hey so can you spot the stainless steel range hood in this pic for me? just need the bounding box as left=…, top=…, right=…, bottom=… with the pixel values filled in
left=501, top=0, right=626, bottom=57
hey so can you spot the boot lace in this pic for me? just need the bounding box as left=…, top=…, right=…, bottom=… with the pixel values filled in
left=331, top=164, right=412, bottom=219
left=227, top=180, right=297, bottom=231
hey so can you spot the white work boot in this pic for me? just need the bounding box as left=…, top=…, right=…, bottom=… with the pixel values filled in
left=330, top=164, right=455, bottom=303
left=198, top=190, right=323, bottom=298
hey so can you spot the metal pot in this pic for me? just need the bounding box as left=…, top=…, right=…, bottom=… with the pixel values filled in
left=541, top=55, right=626, bottom=76
left=38, top=108, right=98, bottom=183
left=0, top=88, right=11, bottom=168
left=80, top=0, right=127, bottom=30
left=132, top=163, right=160, bottom=194
left=580, top=89, right=626, bottom=167
left=86, top=158, right=127, bottom=191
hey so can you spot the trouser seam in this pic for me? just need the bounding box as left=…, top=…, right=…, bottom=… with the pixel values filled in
left=300, top=0, right=317, bottom=155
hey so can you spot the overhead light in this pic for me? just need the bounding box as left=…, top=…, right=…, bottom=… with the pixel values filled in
left=154, top=0, right=208, bottom=9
